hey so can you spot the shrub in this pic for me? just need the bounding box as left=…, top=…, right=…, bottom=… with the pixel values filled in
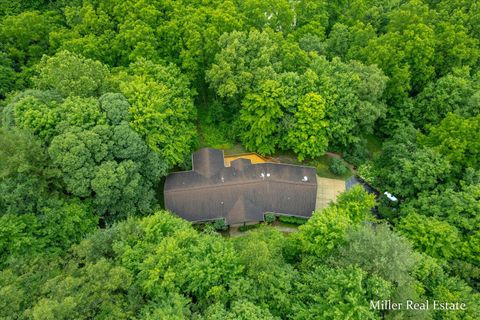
left=329, top=158, right=348, bottom=176
left=278, top=215, right=307, bottom=225
left=213, top=219, right=228, bottom=231
left=264, top=213, right=276, bottom=224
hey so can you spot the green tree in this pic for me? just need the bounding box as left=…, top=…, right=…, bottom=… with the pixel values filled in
left=420, top=113, right=480, bottom=172
left=28, top=259, right=133, bottom=320
left=0, top=52, right=16, bottom=98
left=334, top=224, right=418, bottom=285
left=33, top=50, right=110, bottom=98
left=292, top=206, right=352, bottom=258
left=292, top=264, right=390, bottom=320
left=231, top=228, right=295, bottom=317
left=0, top=10, right=60, bottom=89
left=202, top=301, right=277, bottom=320
left=239, top=79, right=286, bottom=155
left=397, top=212, right=462, bottom=260
left=206, top=29, right=282, bottom=103
left=0, top=129, right=53, bottom=215
left=285, top=92, right=328, bottom=161
left=413, top=68, right=480, bottom=128
left=115, top=59, right=197, bottom=167
left=335, top=185, right=376, bottom=224
left=308, top=55, right=387, bottom=151
left=392, top=147, right=452, bottom=199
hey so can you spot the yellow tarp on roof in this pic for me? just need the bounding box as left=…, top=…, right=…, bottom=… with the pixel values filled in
left=224, top=153, right=271, bottom=167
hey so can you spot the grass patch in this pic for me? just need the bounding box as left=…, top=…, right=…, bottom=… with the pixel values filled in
left=309, top=155, right=353, bottom=181
left=239, top=224, right=260, bottom=232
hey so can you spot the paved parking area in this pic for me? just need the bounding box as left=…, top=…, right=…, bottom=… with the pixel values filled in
left=315, top=176, right=345, bottom=211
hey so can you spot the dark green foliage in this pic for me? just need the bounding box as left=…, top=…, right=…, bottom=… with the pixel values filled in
left=277, top=215, right=307, bottom=226
left=213, top=219, right=228, bottom=231
left=0, top=129, right=52, bottom=215
left=264, top=213, right=276, bottom=224
left=329, top=158, right=348, bottom=176
left=343, top=140, right=370, bottom=166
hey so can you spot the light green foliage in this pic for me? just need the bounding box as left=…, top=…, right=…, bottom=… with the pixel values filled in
left=208, top=31, right=386, bottom=156
left=358, top=1, right=436, bottom=102
left=0, top=198, right=97, bottom=265
left=33, top=50, right=110, bottom=98
left=335, top=185, right=376, bottom=223
left=36, top=198, right=98, bottom=251
left=115, top=59, right=197, bottom=167
left=420, top=113, right=480, bottom=172
left=0, top=10, right=59, bottom=79
left=292, top=264, right=390, bottom=320
left=207, top=29, right=284, bottom=102
left=293, top=206, right=352, bottom=258
left=29, top=259, right=133, bottom=320
left=434, top=21, right=480, bottom=77
left=324, top=22, right=376, bottom=61
left=0, top=214, right=38, bottom=263
left=202, top=301, right=278, bottom=320
left=398, top=212, right=462, bottom=260
left=286, top=93, right=328, bottom=161
left=240, top=80, right=286, bottom=155
left=231, top=228, right=294, bottom=316
left=238, top=0, right=294, bottom=33
left=307, top=55, right=388, bottom=150
left=157, top=0, right=244, bottom=90
left=292, top=186, right=375, bottom=258
left=5, top=90, right=61, bottom=141
left=50, top=0, right=244, bottom=97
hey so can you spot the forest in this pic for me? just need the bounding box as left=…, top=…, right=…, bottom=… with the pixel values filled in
left=0, top=0, right=479, bottom=319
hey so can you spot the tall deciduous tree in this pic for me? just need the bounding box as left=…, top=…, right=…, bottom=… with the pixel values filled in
left=33, top=50, right=110, bottom=98
left=285, top=93, right=328, bottom=161
left=239, top=79, right=285, bottom=155
left=115, top=59, right=197, bottom=167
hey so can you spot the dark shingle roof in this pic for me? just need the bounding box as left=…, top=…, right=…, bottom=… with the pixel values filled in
left=164, top=148, right=317, bottom=225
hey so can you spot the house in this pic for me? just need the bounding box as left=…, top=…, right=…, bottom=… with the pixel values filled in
left=164, top=148, right=318, bottom=225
